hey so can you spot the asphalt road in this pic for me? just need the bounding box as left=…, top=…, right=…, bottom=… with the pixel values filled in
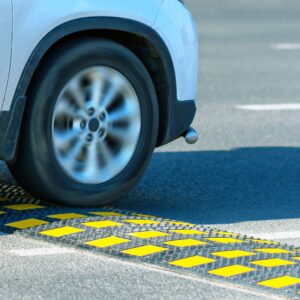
left=1, top=0, right=300, bottom=299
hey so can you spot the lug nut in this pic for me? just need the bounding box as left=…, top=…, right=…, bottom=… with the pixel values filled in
left=99, top=112, right=106, bottom=121
left=80, top=120, right=87, bottom=129
left=86, top=133, right=93, bottom=142
left=99, top=128, right=105, bottom=138
left=88, top=108, right=95, bottom=116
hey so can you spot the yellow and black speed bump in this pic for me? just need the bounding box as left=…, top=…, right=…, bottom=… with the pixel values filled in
left=1, top=183, right=300, bottom=298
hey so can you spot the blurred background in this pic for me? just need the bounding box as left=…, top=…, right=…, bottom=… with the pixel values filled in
left=188, top=0, right=300, bottom=107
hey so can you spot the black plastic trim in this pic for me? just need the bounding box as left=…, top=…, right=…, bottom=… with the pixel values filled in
left=0, top=97, right=26, bottom=161
left=165, top=99, right=196, bottom=143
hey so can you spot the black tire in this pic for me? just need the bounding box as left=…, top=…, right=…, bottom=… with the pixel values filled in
left=8, top=38, right=159, bottom=206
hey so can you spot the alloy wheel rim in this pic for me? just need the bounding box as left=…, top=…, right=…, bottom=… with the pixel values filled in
left=51, top=66, right=141, bottom=184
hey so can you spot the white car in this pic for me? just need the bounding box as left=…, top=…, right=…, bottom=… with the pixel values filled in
left=0, top=0, right=198, bottom=206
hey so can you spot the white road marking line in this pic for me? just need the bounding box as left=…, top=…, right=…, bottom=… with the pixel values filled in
left=271, top=43, right=300, bottom=50
left=245, top=231, right=300, bottom=240
left=235, top=103, right=300, bottom=111
left=8, top=247, right=77, bottom=257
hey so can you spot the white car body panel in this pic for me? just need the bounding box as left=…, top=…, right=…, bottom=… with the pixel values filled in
left=2, top=0, right=162, bottom=111
left=1, top=0, right=198, bottom=111
left=0, top=0, right=12, bottom=106
left=153, top=0, right=198, bottom=102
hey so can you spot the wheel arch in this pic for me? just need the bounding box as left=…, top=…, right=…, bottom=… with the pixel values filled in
left=15, top=17, right=177, bottom=147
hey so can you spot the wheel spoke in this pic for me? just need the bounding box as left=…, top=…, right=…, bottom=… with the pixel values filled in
left=89, top=72, right=105, bottom=111
left=101, top=77, right=123, bottom=109
left=54, top=130, right=80, bottom=150
left=108, top=104, right=135, bottom=124
left=54, top=99, right=85, bottom=120
left=85, top=140, right=99, bottom=177
left=98, top=140, right=113, bottom=167
left=106, top=126, right=127, bottom=143
left=63, top=138, right=86, bottom=166
left=66, top=78, right=88, bottom=117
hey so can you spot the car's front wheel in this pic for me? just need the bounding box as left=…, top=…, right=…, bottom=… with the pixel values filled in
left=9, top=38, right=158, bottom=206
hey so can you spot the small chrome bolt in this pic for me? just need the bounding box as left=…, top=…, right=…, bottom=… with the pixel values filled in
left=99, top=128, right=105, bottom=138
left=88, top=108, right=95, bottom=116
left=80, top=120, right=87, bottom=129
left=99, top=112, right=106, bottom=121
left=86, top=133, right=93, bottom=142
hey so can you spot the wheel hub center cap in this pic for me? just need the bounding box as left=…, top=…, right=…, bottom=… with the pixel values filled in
left=88, top=118, right=100, bottom=132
